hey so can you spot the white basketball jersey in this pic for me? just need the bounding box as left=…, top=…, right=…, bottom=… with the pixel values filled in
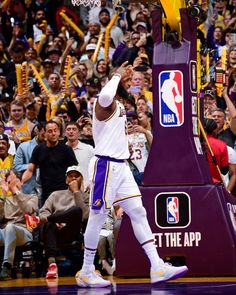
left=128, top=132, right=149, bottom=172
left=93, top=100, right=130, bottom=159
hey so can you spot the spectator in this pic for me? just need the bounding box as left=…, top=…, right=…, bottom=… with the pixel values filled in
left=84, top=21, right=101, bottom=43
left=129, top=71, right=153, bottom=111
left=223, top=145, right=236, bottom=194
left=25, top=165, right=89, bottom=279
left=204, top=118, right=229, bottom=183
left=136, top=96, right=150, bottom=114
left=25, top=47, right=38, bottom=62
left=69, top=62, right=88, bottom=98
left=0, top=119, right=15, bottom=156
left=46, top=47, right=61, bottom=74
left=88, top=0, right=113, bottom=25
left=112, top=31, right=147, bottom=67
left=5, top=100, right=35, bottom=144
left=137, top=111, right=153, bottom=132
left=0, top=170, right=38, bottom=280
left=45, top=73, right=62, bottom=120
left=41, top=59, right=54, bottom=88
left=227, top=43, right=236, bottom=70
left=123, top=95, right=136, bottom=113
left=212, top=87, right=236, bottom=148
left=0, top=134, right=14, bottom=191
left=94, top=59, right=110, bottom=82
left=127, top=111, right=153, bottom=185
left=204, top=89, right=217, bottom=118
left=32, top=8, right=52, bottom=45
left=56, top=108, right=71, bottom=124
left=99, top=8, right=124, bottom=48
left=85, top=77, right=101, bottom=101
left=78, top=119, right=94, bottom=147
left=65, top=122, right=94, bottom=190
left=25, top=101, right=39, bottom=124
left=98, top=207, right=117, bottom=275
left=13, top=122, right=46, bottom=195
left=21, top=120, right=78, bottom=206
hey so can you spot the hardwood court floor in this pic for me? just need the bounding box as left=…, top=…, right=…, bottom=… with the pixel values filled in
left=1, top=276, right=236, bottom=294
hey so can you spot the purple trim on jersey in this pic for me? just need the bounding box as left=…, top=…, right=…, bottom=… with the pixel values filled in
left=91, top=158, right=109, bottom=210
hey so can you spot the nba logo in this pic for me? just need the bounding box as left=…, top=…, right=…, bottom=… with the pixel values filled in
left=159, top=70, right=184, bottom=127
left=167, top=197, right=179, bottom=224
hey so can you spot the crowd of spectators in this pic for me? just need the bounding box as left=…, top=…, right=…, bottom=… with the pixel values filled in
left=1, top=0, right=236, bottom=280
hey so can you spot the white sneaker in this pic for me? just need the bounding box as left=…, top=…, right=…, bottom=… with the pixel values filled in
left=151, top=260, right=188, bottom=284
left=75, top=269, right=111, bottom=288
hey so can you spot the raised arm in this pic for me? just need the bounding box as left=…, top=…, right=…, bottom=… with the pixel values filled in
left=222, top=87, right=236, bottom=135
left=96, top=61, right=132, bottom=121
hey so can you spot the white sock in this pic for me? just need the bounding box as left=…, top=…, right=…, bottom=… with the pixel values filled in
left=142, top=242, right=162, bottom=270
left=82, top=248, right=97, bottom=273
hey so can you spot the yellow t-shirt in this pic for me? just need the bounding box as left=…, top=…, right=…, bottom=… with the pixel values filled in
left=0, top=154, right=14, bottom=197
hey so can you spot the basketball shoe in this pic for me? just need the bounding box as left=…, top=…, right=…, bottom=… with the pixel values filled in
left=151, top=260, right=188, bottom=284
left=76, top=266, right=111, bottom=288
left=46, top=263, right=58, bottom=279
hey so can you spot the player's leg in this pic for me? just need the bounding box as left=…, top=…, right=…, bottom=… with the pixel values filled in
left=76, top=158, right=119, bottom=288
left=116, top=165, right=188, bottom=283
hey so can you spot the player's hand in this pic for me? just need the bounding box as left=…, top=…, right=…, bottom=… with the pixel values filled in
left=115, top=61, right=133, bottom=78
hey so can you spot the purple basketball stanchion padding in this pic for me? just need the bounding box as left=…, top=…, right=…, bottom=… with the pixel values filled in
left=116, top=7, right=236, bottom=277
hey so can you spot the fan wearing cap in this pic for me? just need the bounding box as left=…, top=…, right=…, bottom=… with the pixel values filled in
left=203, top=88, right=217, bottom=118
left=80, top=43, right=97, bottom=62
left=25, top=165, right=89, bottom=279
left=84, top=22, right=101, bottom=44
left=25, top=101, right=40, bottom=124
left=85, top=77, right=101, bottom=100
left=47, top=47, right=62, bottom=74
left=88, top=0, right=113, bottom=27
left=41, top=59, right=54, bottom=88
left=99, top=8, right=123, bottom=48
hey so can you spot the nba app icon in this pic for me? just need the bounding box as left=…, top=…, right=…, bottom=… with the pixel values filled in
left=159, top=70, right=184, bottom=127
left=167, top=197, right=179, bottom=224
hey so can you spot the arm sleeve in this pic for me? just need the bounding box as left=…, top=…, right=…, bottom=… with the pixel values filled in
left=98, top=75, right=121, bottom=108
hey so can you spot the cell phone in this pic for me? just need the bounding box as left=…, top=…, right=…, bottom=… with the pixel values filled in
left=130, top=86, right=141, bottom=94
left=231, top=33, right=236, bottom=44
left=213, top=8, right=218, bottom=20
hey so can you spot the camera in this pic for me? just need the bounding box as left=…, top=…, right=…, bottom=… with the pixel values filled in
left=186, top=1, right=206, bottom=23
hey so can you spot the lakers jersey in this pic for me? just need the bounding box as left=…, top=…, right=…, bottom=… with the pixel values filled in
left=93, top=100, right=129, bottom=160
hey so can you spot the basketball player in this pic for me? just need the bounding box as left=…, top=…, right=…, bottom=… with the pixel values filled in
left=75, top=62, right=188, bottom=288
